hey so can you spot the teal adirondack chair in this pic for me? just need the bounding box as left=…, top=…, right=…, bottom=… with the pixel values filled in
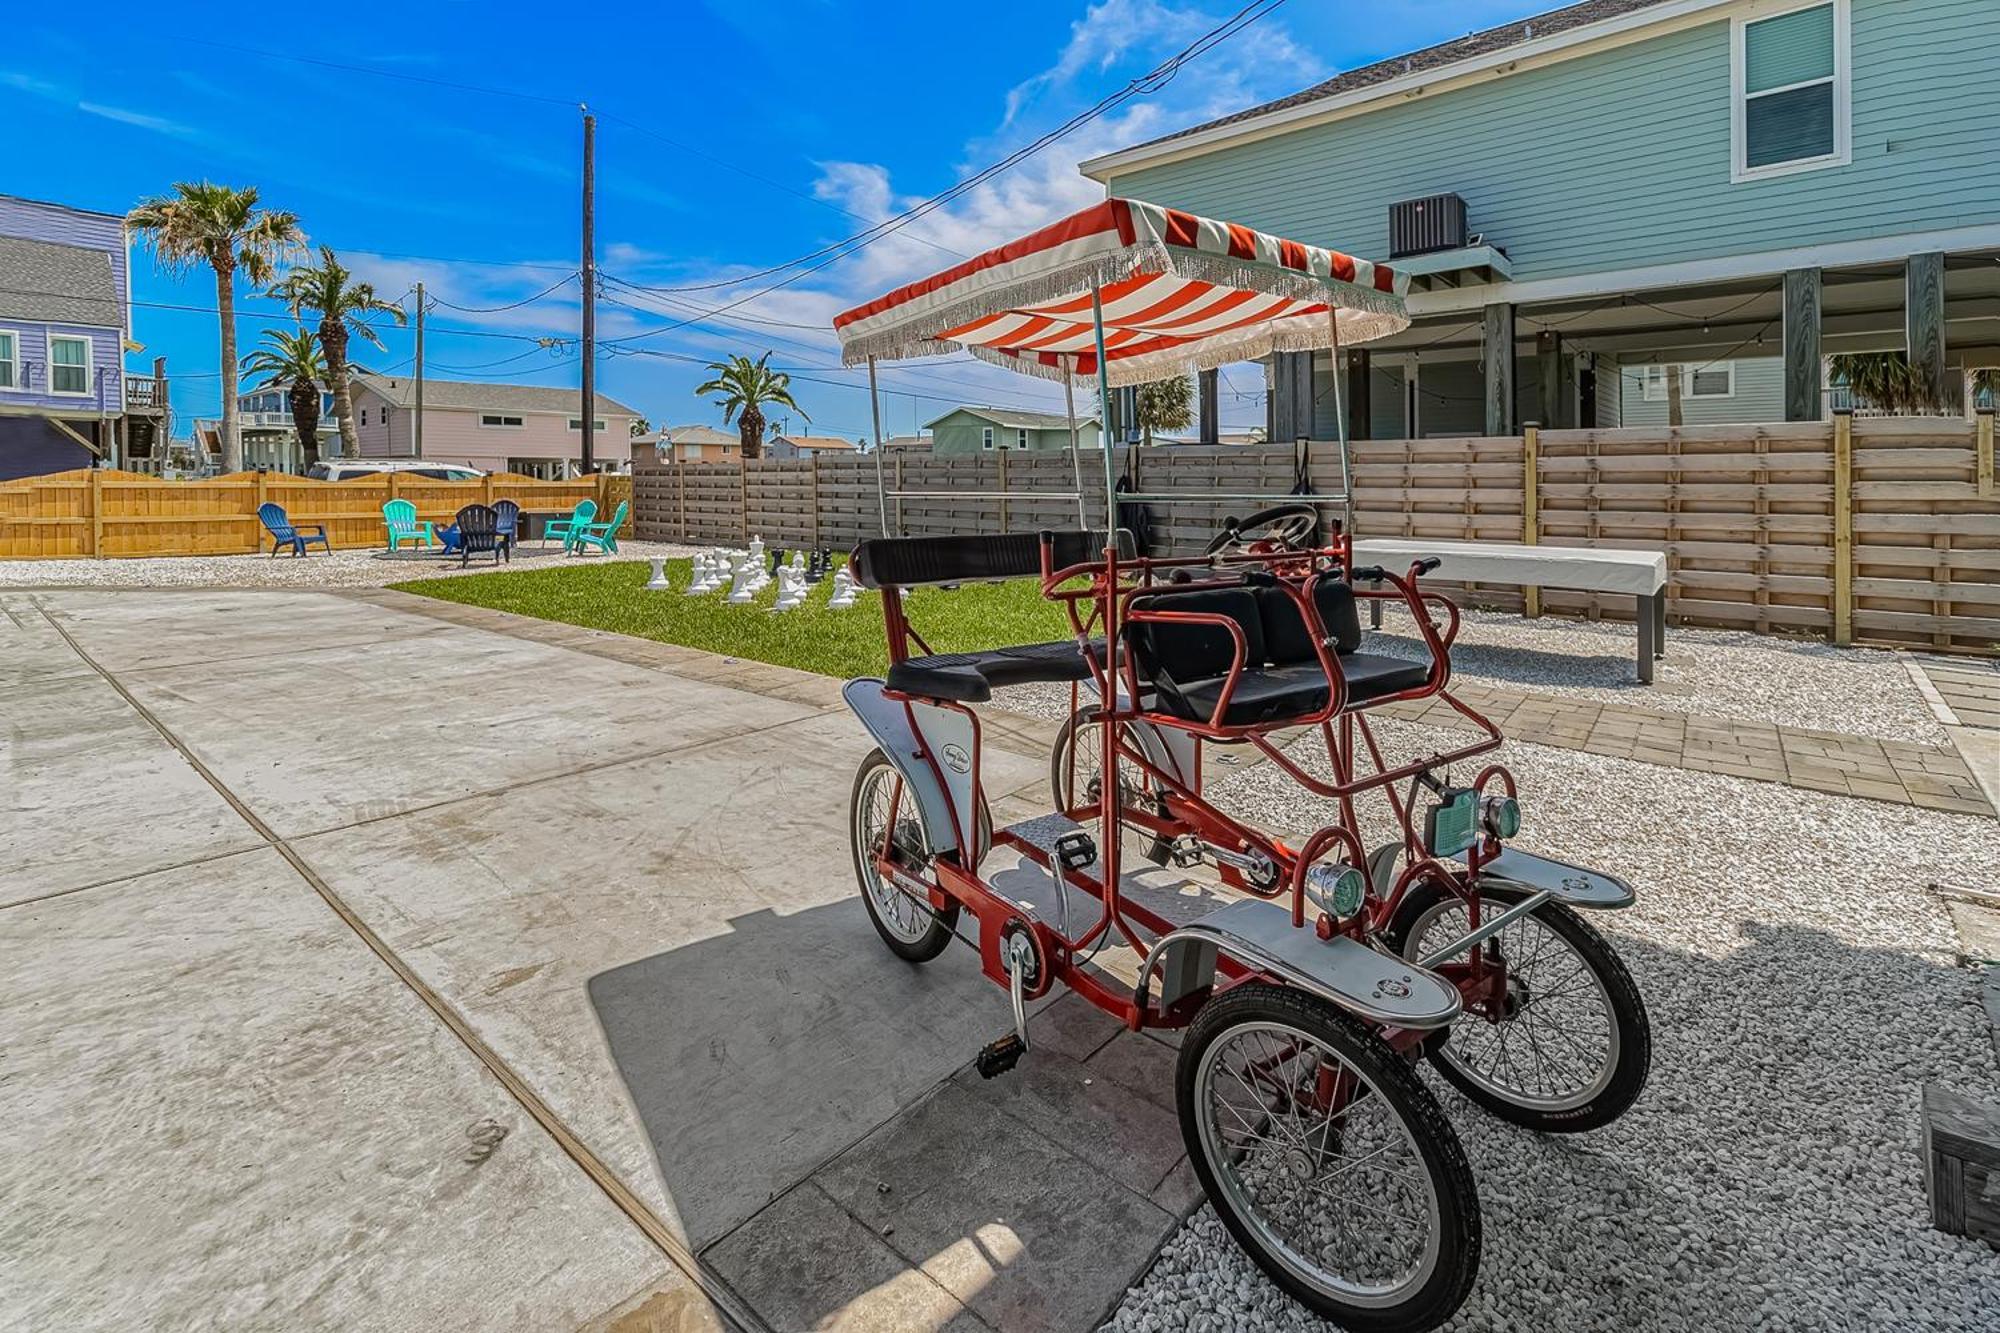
left=382, top=499, right=435, bottom=551
left=545, top=499, right=596, bottom=551
left=568, top=499, right=629, bottom=556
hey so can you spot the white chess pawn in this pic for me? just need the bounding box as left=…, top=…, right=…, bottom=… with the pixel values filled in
left=685, top=551, right=712, bottom=594
left=645, top=557, right=671, bottom=591
left=747, top=534, right=765, bottom=573
left=726, top=554, right=756, bottom=604
left=789, top=549, right=806, bottom=574
left=827, top=566, right=858, bottom=610
left=771, top=565, right=805, bottom=612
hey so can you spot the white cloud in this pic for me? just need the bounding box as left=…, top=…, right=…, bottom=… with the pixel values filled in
left=77, top=102, right=200, bottom=139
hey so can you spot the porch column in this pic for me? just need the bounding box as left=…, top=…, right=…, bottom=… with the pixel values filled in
left=1483, top=302, right=1516, bottom=436
left=1345, top=348, right=1371, bottom=441
left=1268, top=351, right=1313, bottom=442
left=1536, top=330, right=1562, bottom=429
left=1198, top=368, right=1219, bottom=443
left=1906, top=251, right=1948, bottom=411
left=1783, top=267, right=1823, bottom=422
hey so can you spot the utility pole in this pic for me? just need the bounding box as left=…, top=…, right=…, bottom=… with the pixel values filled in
left=413, top=282, right=425, bottom=458
left=580, top=107, right=597, bottom=475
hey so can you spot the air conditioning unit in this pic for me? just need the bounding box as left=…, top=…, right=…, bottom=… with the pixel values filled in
left=1388, top=194, right=1468, bottom=259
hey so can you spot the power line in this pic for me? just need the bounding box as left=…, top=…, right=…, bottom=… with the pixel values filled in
left=427, top=273, right=578, bottom=313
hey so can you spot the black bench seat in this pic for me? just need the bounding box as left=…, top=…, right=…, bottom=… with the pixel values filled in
left=885, top=638, right=1108, bottom=703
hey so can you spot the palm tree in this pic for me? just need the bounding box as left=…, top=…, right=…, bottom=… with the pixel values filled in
left=127, top=182, right=304, bottom=473
left=1135, top=374, right=1195, bottom=446
left=268, top=247, right=407, bottom=459
left=1827, top=351, right=1948, bottom=415
left=241, top=328, right=327, bottom=470
left=695, top=353, right=807, bottom=459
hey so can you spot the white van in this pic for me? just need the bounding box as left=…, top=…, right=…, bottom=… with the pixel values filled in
left=306, top=460, right=486, bottom=482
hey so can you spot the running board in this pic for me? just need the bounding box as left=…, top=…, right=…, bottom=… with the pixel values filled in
left=1138, top=898, right=1461, bottom=1030
left=1458, top=847, right=1635, bottom=910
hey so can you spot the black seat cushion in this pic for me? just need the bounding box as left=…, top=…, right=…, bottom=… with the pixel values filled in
left=1171, top=653, right=1431, bottom=726
left=1125, top=587, right=1265, bottom=686
left=1255, top=582, right=1363, bottom=664
left=854, top=530, right=1134, bottom=590
left=885, top=638, right=1105, bottom=703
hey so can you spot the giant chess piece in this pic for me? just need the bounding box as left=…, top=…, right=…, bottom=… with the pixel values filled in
left=645, top=557, right=671, bottom=591
left=726, top=552, right=756, bottom=604
left=805, top=548, right=829, bottom=584
left=687, top=551, right=718, bottom=594
left=771, top=564, right=806, bottom=612
left=826, top=565, right=859, bottom=610
left=746, top=534, right=765, bottom=576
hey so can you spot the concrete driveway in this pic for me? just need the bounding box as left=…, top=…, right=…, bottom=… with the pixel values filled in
left=2, top=588, right=1189, bottom=1332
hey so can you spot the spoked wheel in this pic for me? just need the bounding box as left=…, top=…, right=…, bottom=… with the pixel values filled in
left=849, top=748, right=962, bottom=962
left=1386, top=883, right=1651, bottom=1132
left=1049, top=706, right=1172, bottom=865
left=1178, top=984, right=1481, bottom=1332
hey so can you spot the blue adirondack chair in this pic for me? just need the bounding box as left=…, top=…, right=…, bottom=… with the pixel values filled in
left=452, top=504, right=504, bottom=567
left=259, top=502, right=330, bottom=558
left=492, top=500, right=521, bottom=563
left=545, top=499, right=596, bottom=550
left=568, top=499, right=629, bottom=556
left=382, top=499, right=435, bottom=552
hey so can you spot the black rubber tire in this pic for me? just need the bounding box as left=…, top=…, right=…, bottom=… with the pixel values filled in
left=1177, top=983, right=1482, bottom=1332
left=848, top=748, right=961, bottom=963
left=1384, top=883, right=1651, bottom=1133
left=1049, top=706, right=1172, bottom=865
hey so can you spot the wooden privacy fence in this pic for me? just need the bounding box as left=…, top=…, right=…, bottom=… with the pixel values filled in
left=0, top=470, right=631, bottom=560
left=632, top=413, right=2000, bottom=653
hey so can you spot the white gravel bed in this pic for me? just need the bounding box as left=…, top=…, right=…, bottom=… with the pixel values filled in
left=1106, top=719, right=2000, bottom=1333
left=1366, top=603, right=1942, bottom=744
left=0, top=541, right=698, bottom=590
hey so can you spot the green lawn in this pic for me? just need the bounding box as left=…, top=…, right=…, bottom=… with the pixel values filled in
left=391, top=557, right=1074, bottom=677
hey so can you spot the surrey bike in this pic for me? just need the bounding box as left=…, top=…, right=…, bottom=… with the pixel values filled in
left=831, top=197, right=1651, bottom=1332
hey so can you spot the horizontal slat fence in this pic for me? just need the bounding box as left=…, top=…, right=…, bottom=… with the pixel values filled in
left=623, top=415, right=1997, bottom=656
left=0, top=470, right=625, bottom=560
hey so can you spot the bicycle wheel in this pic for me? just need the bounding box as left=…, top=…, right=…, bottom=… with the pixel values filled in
left=1386, top=883, right=1650, bottom=1132
left=849, top=748, right=960, bottom=962
left=1178, top=982, right=1481, bottom=1332
left=1049, top=706, right=1171, bottom=864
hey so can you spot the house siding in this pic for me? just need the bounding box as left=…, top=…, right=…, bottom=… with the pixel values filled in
left=348, top=384, right=634, bottom=470
left=0, top=320, right=124, bottom=414
left=0, top=196, right=127, bottom=333
left=1103, top=0, right=2000, bottom=285
left=1613, top=355, right=1787, bottom=425
left=929, top=411, right=1103, bottom=455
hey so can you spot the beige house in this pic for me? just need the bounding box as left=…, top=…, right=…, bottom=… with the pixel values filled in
left=656, top=423, right=742, bottom=463
left=348, top=372, right=641, bottom=478
left=766, top=433, right=863, bottom=460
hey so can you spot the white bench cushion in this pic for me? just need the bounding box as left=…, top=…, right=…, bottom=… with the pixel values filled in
left=1353, top=537, right=1666, bottom=596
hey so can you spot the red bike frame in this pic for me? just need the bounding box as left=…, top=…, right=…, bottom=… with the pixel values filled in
left=868, top=535, right=1517, bottom=1044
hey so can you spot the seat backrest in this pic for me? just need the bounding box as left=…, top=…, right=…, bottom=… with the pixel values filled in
left=257, top=502, right=290, bottom=536
left=456, top=504, right=498, bottom=542
left=1256, top=581, right=1363, bottom=665
left=1125, top=586, right=1265, bottom=689
left=492, top=499, right=520, bottom=533
left=852, top=529, right=1135, bottom=590
left=383, top=498, right=418, bottom=531
left=602, top=500, right=628, bottom=532
left=568, top=498, right=598, bottom=526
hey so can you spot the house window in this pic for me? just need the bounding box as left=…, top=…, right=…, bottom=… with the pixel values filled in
left=1015, top=429, right=1029, bottom=449
left=49, top=335, right=91, bottom=395
left=981, top=426, right=995, bottom=450
left=0, top=330, right=17, bottom=390
left=568, top=417, right=607, bottom=431
left=360, top=408, right=368, bottom=426
left=480, top=413, right=525, bottom=428
left=1641, top=362, right=1737, bottom=401
left=1733, top=0, right=1848, bottom=181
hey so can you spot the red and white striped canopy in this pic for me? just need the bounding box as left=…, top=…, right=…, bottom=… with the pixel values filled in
left=834, top=198, right=1408, bottom=387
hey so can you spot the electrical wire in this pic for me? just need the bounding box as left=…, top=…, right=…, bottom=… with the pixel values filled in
left=427, top=273, right=579, bottom=314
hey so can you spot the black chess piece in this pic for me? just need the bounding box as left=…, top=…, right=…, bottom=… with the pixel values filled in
left=806, top=548, right=829, bottom=583
left=769, top=547, right=787, bottom=576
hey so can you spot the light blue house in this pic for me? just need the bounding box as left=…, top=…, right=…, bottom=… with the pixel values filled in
left=0, top=194, right=166, bottom=480
left=925, top=406, right=1104, bottom=457
left=1082, top=0, right=2000, bottom=437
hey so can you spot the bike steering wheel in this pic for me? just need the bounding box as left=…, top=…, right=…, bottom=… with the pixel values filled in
left=1204, top=503, right=1320, bottom=557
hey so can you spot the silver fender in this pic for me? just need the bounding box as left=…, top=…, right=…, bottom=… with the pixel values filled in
left=1457, top=847, right=1636, bottom=909
left=843, top=678, right=973, bottom=854
left=1136, top=898, right=1461, bottom=1030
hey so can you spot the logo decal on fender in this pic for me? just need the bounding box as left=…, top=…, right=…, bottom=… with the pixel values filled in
left=942, top=743, right=971, bottom=774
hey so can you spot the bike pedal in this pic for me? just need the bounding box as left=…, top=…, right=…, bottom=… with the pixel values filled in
left=975, top=1033, right=1026, bottom=1079
left=1168, top=836, right=1204, bottom=868
left=1053, top=830, right=1096, bottom=873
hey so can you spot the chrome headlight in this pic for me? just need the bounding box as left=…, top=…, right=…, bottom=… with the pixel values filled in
left=1304, top=861, right=1368, bottom=920
left=1480, top=794, right=1521, bottom=841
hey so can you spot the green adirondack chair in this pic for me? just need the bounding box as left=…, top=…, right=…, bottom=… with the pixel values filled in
left=382, top=499, right=435, bottom=551
left=569, top=499, right=629, bottom=556
left=545, top=499, right=596, bottom=551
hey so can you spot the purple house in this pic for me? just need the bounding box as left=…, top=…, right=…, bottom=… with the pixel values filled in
left=0, top=194, right=167, bottom=481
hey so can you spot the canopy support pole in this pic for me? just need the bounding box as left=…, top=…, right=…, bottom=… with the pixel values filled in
left=867, top=355, right=889, bottom=537
left=1327, top=308, right=1352, bottom=541
left=1062, top=356, right=1087, bottom=530
left=1090, top=286, right=1117, bottom=538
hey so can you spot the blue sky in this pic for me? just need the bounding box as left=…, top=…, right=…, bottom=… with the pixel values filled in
left=4, top=0, right=1537, bottom=444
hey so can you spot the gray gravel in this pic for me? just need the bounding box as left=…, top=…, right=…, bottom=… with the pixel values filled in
left=0, top=542, right=698, bottom=589
left=1105, top=719, right=2000, bottom=1333
left=1366, top=604, right=1942, bottom=744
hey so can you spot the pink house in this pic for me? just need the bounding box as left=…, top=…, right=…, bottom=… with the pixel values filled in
left=348, top=371, right=641, bottom=478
